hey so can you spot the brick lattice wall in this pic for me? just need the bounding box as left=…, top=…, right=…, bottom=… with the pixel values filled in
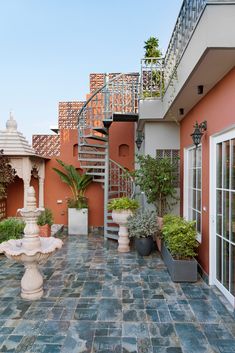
left=32, top=135, right=60, bottom=157
left=58, top=101, right=84, bottom=130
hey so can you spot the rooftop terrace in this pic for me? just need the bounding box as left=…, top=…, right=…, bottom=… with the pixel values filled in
left=0, top=233, right=234, bottom=353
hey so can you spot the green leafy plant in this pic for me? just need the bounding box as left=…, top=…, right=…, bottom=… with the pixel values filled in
left=0, top=218, right=25, bottom=242
left=127, top=210, right=158, bottom=239
left=161, top=215, right=199, bottom=260
left=144, top=37, right=162, bottom=63
left=108, top=197, right=139, bottom=211
left=134, top=154, right=178, bottom=217
left=37, top=208, right=53, bottom=226
left=53, top=159, right=92, bottom=209
left=0, top=150, right=16, bottom=199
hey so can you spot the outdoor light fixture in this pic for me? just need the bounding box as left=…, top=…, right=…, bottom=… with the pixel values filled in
left=179, top=108, right=184, bottom=115
left=135, top=130, right=144, bottom=150
left=197, top=85, right=204, bottom=95
left=191, top=120, right=207, bottom=147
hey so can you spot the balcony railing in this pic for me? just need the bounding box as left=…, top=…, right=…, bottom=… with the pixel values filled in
left=140, top=58, right=164, bottom=99
left=164, top=0, right=207, bottom=89
left=141, top=0, right=234, bottom=98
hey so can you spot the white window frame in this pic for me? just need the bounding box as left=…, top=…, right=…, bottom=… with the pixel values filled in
left=184, top=144, right=202, bottom=243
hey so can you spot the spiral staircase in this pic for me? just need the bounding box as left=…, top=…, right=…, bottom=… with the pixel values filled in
left=78, top=73, right=139, bottom=239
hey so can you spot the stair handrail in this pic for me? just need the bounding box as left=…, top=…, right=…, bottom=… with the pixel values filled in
left=109, top=158, right=135, bottom=199
left=78, top=72, right=140, bottom=120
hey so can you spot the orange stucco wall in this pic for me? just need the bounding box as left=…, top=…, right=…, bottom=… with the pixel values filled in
left=6, top=176, right=39, bottom=217
left=180, top=67, right=235, bottom=274
left=44, top=122, right=134, bottom=227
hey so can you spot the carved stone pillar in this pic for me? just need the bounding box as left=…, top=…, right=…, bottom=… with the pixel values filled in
left=38, top=177, right=44, bottom=208
left=23, top=178, right=30, bottom=208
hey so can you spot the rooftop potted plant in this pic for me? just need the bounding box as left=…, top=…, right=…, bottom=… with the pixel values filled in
left=53, top=159, right=92, bottom=235
left=127, top=210, right=158, bottom=256
left=134, top=154, right=178, bottom=251
left=108, top=197, right=139, bottom=252
left=37, top=208, right=53, bottom=237
left=161, top=215, right=199, bottom=282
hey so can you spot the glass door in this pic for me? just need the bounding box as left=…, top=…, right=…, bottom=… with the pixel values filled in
left=214, top=137, right=235, bottom=304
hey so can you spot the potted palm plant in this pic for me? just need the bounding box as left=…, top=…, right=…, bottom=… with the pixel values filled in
left=37, top=208, right=53, bottom=237
left=127, top=210, right=158, bottom=256
left=134, top=154, right=178, bottom=251
left=53, top=159, right=92, bottom=235
left=161, top=215, right=199, bottom=282
left=108, top=197, right=139, bottom=252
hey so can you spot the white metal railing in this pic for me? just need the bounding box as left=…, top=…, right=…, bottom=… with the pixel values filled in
left=109, top=159, right=135, bottom=199
left=141, top=0, right=235, bottom=97
left=164, top=0, right=206, bottom=89
left=78, top=73, right=139, bottom=144
left=140, top=58, right=164, bottom=99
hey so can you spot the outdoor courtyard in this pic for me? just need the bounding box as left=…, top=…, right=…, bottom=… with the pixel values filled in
left=0, top=232, right=234, bottom=353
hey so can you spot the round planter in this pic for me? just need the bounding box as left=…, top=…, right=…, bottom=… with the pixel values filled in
left=135, top=237, right=153, bottom=256
left=112, top=210, right=133, bottom=253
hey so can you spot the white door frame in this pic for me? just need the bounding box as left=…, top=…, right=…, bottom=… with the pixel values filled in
left=209, top=126, right=235, bottom=307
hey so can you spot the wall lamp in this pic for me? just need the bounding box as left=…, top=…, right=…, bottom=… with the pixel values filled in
left=191, top=120, right=207, bottom=148
left=197, top=85, right=204, bottom=95
left=179, top=108, right=184, bottom=115
left=135, top=130, right=144, bottom=150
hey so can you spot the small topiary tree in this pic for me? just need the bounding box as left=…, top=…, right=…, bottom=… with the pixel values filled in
left=144, top=36, right=162, bottom=64
left=134, top=154, right=178, bottom=217
left=0, top=150, right=16, bottom=199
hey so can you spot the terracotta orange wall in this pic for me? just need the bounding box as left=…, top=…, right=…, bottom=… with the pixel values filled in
left=44, top=123, right=134, bottom=227
left=44, top=129, right=103, bottom=226
left=109, top=122, right=135, bottom=171
left=6, top=176, right=39, bottom=217
left=180, top=67, right=235, bottom=274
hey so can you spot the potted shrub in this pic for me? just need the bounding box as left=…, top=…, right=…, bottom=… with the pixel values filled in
left=127, top=210, right=158, bottom=256
left=53, top=159, right=92, bottom=235
left=0, top=217, right=25, bottom=243
left=134, top=154, right=178, bottom=251
left=161, top=215, right=199, bottom=282
left=37, top=208, right=53, bottom=237
left=108, top=197, right=139, bottom=252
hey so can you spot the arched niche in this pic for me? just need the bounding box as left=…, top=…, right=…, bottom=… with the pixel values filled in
left=119, top=144, right=129, bottom=157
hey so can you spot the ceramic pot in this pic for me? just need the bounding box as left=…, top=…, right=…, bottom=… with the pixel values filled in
left=135, top=236, right=153, bottom=256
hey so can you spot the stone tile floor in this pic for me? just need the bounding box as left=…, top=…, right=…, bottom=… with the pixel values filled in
left=0, top=233, right=234, bottom=353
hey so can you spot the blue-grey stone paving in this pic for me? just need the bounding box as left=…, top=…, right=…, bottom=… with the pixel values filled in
left=0, top=233, right=234, bottom=352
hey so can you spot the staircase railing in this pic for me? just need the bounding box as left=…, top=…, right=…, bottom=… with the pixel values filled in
left=77, top=72, right=139, bottom=239
left=78, top=73, right=139, bottom=143
left=109, top=159, right=135, bottom=199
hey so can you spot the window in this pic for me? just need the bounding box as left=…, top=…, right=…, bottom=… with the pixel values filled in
left=185, top=145, right=202, bottom=242
left=156, top=149, right=180, bottom=187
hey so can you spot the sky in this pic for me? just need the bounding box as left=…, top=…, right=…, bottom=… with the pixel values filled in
left=0, top=0, right=182, bottom=142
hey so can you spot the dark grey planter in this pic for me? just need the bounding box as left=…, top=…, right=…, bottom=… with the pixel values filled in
left=135, top=237, right=153, bottom=256
left=161, top=242, right=198, bottom=282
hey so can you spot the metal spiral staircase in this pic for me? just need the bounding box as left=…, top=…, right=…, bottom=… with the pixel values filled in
left=78, top=73, right=139, bottom=239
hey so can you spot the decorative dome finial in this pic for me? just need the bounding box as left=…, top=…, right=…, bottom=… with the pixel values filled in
left=6, top=111, right=17, bottom=132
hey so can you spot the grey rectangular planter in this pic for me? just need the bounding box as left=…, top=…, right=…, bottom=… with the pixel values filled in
left=161, top=242, right=198, bottom=282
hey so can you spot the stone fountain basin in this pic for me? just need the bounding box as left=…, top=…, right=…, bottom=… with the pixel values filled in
left=0, top=237, right=63, bottom=263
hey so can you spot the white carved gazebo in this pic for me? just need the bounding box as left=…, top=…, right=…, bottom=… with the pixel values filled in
left=0, top=113, right=46, bottom=208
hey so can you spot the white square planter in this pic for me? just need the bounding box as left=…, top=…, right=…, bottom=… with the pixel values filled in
left=68, top=208, right=88, bottom=235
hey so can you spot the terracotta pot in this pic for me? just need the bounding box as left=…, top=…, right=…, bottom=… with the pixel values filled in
left=39, top=224, right=51, bottom=237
